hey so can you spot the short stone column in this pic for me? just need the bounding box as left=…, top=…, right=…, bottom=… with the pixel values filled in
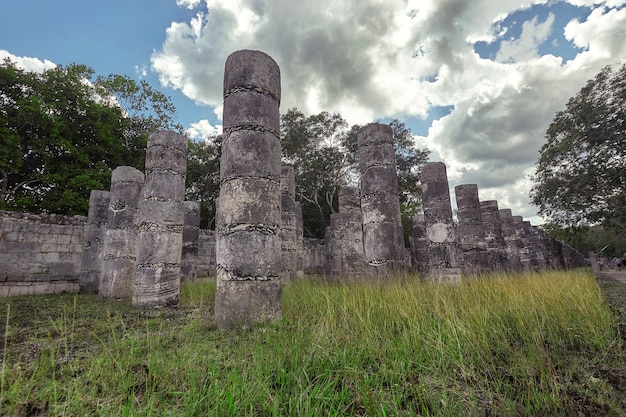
left=100, top=166, right=144, bottom=298
left=79, top=190, right=110, bottom=293
left=455, top=184, right=488, bottom=276
left=198, top=229, right=216, bottom=276
left=357, top=123, right=405, bottom=276
left=480, top=200, right=507, bottom=272
left=327, top=187, right=365, bottom=279
left=133, top=130, right=187, bottom=308
left=280, top=165, right=298, bottom=282
left=410, top=213, right=430, bottom=277
left=421, top=162, right=462, bottom=282
left=215, top=50, right=282, bottom=328
left=498, top=209, right=522, bottom=271
left=182, top=201, right=200, bottom=282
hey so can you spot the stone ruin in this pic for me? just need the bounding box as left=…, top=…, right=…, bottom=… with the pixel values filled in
left=0, top=48, right=587, bottom=329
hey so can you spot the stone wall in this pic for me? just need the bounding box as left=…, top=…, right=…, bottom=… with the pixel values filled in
left=0, top=210, right=86, bottom=296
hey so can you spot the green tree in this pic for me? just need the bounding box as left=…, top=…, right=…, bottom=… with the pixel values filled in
left=530, top=64, right=626, bottom=231
left=186, top=135, right=222, bottom=229
left=0, top=59, right=180, bottom=215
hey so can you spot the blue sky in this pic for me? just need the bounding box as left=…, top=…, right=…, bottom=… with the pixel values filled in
left=2, top=0, right=625, bottom=223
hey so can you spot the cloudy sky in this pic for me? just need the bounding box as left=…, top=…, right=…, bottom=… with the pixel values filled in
left=2, top=0, right=625, bottom=224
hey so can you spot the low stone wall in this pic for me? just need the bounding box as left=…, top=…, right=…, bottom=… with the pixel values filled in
left=0, top=210, right=86, bottom=296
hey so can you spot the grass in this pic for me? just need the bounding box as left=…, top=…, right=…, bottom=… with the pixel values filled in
left=0, top=269, right=624, bottom=416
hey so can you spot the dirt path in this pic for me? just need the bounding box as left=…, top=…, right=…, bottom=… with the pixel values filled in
left=601, top=270, right=626, bottom=285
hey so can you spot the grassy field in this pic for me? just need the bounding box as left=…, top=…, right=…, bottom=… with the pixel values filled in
left=0, top=269, right=624, bottom=416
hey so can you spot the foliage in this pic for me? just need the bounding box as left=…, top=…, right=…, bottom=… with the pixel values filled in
left=1, top=271, right=624, bottom=416
left=543, top=223, right=626, bottom=258
left=186, top=136, right=222, bottom=229
left=0, top=59, right=180, bottom=215
left=531, top=64, right=626, bottom=231
left=281, top=108, right=430, bottom=240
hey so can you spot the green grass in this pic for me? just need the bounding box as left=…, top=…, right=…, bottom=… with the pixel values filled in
left=0, top=269, right=624, bottom=416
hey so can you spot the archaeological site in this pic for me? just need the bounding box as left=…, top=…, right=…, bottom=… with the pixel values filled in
left=0, top=50, right=585, bottom=328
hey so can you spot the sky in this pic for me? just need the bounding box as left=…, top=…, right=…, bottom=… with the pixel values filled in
left=1, top=0, right=625, bottom=225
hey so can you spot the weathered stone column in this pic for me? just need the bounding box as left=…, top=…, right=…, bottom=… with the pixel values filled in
left=215, top=50, right=282, bottom=328
left=280, top=165, right=298, bottom=282
left=295, top=202, right=305, bottom=279
left=100, top=166, right=144, bottom=298
left=480, top=200, right=507, bottom=272
left=421, top=162, right=462, bottom=282
left=410, top=213, right=430, bottom=277
left=498, top=209, right=522, bottom=271
left=198, top=229, right=216, bottom=276
left=357, top=123, right=405, bottom=276
left=327, top=187, right=365, bottom=279
left=79, top=190, right=110, bottom=293
left=182, top=201, right=200, bottom=282
left=133, top=130, right=187, bottom=308
left=455, top=184, right=489, bottom=276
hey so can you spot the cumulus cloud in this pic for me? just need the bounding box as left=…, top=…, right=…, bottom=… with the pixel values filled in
left=152, top=0, right=626, bottom=224
left=186, top=119, right=222, bottom=141
left=0, top=49, right=56, bottom=72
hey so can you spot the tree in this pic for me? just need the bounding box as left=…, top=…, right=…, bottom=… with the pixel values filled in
left=281, top=108, right=431, bottom=241
left=0, top=59, right=180, bottom=215
left=186, top=135, right=222, bottom=229
left=530, top=64, right=626, bottom=231
left=281, top=109, right=351, bottom=238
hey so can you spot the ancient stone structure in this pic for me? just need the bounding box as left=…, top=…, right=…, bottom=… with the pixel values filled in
left=357, top=123, right=405, bottom=276
left=0, top=210, right=86, bottom=296
left=215, top=49, right=282, bottom=328
left=295, top=202, right=305, bottom=278
left=280, top=165, right=298, bottom=282
left=410, top=213, right=429, bottom=277
left=133, top=130, right=187, bottom=308
left=420, top=162, right=463, bottom=282
left=479, top=200, right=507, bottom=272
left=197, top=229, right=216, bottom=276
left=100, top=166, right=144, bottom=299
left=182, top=201, right=200, bottom=282
left=497, top=209, right=523, bottom=271
left=326, top=187, right=365, bottom=279
left=79, top=190, right=110, bottom=293
left=455, top=184, right=488, bottom=275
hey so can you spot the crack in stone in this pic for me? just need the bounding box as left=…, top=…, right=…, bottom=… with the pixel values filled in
left=217, top=265, right=279, bottom=281
left=138, top=222, right=183, bottom=232
left=136, top=262, right=181, bottom=269
left=220, top=175, right=280, bottom=185
left=224, top=124, right=279, bottom=140
left=224, top=84, right=279, bottom=102
left=218, top=223, right=279, bottom=236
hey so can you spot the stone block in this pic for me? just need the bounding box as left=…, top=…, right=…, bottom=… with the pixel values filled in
left=214, top=279, right=282, bottom=329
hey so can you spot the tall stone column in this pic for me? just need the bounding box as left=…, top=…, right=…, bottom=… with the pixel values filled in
left=295, top=202, right=304, bottom=279
left=455, top=184, right=488, bottom=276
left=182, top=201, right=200, bottom=282
left=357, top=123, right=405, bottom=276
left=421, top=162, right=462, bottom=282
left=100, top=166, right=144, bottom=298
left=498, top=209, right=522, bottom=271
left=410, top=213, right=430, bottom=277
left=133, top=130, right=187, bottom=307
left=280, top=165, right=298, bottom=282
left=215, top=50, right=282, bottom=328
left=480, top=200, right=506, bottom=272
left=79, top=190, right=110, bottom=293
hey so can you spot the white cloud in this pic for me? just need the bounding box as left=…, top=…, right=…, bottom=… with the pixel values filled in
left=152, top=0, right=626, bottom=224
left=186, top=119, right=222, bottom=141
left=0, top=50, right=56, bottom=72
left=176, top=0, right=202, bottom=9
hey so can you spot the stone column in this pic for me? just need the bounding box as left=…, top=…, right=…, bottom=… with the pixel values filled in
left=182, top=201, right=200, bottom=282
left=100, top=166, right=144, bottom=298
left=198, top=229, right=216, bottom=276
left=79, top=190, right=110, bottom=293
left=327, top=186, right=365, bottom=279
left=357, top=123, right=405, bottom=276
left=455, top=184, right=488, bottom=276
left=215, top=50, right=282, bottom=328
left=280, top=165, right=298, bottom=282
left=295, top=202, right=305, bottom=279
left=421, top=162, right=462, bottom=282
left=498, top=209, right=522, bottom=272
left=480, top=200, right=506, bottom=272
left=133, top=130, right=187, bottom=308
left=410, top=213, right=430, bottom=277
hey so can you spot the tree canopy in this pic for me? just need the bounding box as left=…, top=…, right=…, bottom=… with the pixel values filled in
left=0, top=59, right=180, bottom=215
left=530, top=64, right=626, bottom=231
